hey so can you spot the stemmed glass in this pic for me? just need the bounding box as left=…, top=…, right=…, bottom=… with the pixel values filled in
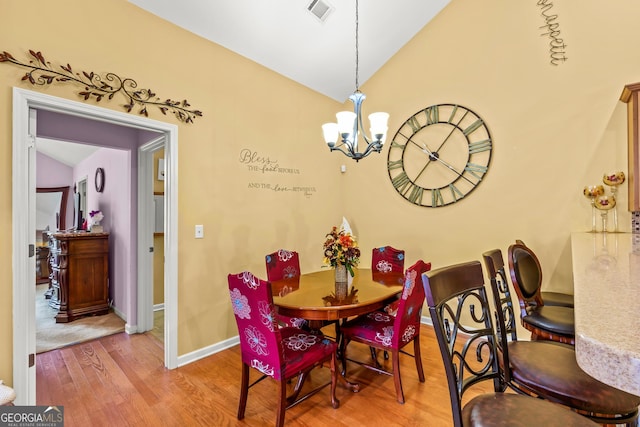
left=594, top=194, right=616, bottom=233
left=583, top=185, right=605, bottom=232
left=603, top=171, right=625, bottom=232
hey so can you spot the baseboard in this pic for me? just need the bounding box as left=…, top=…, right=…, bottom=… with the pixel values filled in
left=420, top=315, right=433, bottom=327
left=177, top=336, right=240, bottom=367
left=112, top=305, right=126, bottom=322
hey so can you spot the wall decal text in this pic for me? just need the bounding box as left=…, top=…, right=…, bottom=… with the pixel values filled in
left=536, top=0, right=567, bottom=66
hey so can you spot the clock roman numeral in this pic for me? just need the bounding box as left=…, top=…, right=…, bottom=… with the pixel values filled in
left=387, top=159, right=403, bottom=170
left=447, top=105, right=459, bottom=124
left=407, top=116, right=421, bottom=133
left=407, top=184, right=424, bottom=205
left=468, top=139, right=492, bottom=154
left=431, top=188, right=444, bottom=207
left=425, top=106, right=439, bottom=124
left=465, top=162, right=488, bottom=180
left=390, top=139, right=406, bottom=149
left=391, top=172, right=412, bottom=194
left=448, top=183, right=464, bottom=201
left=463, top=119, right=484, bottom=136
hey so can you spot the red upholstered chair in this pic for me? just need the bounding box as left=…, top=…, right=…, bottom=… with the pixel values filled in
left=514, top=240, right=574, bottom=307
left=423, top=261, right=599, bottom=427
left=339, top=260, right=430, bottom=404
left=483, top=249, right=640, bottom=426
left=372, top=245, right=405, bottom=274
left=371, top=246, right=406, bottom=317
left=228, top=271, right=339, bottom=427
left=507, top=243, right=575, bottom=345
left=265, top=249, right=308, bottom=329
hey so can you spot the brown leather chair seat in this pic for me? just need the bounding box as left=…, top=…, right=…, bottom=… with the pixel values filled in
left=484, top=248, right=639, bottom=426
left=522, top=305, right=574, bottom=336
left=423, top=261, right=600, bottom=427
left=463, top=393, right=598, bottom=427
left=508, top=243, right=575, bottom=345
left=507, top=341, right=640, bottom=416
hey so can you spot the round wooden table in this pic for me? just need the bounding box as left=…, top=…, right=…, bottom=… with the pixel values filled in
left=272, top=268, right=405, bottom=392
left=272, top=268, right=404, bottom=322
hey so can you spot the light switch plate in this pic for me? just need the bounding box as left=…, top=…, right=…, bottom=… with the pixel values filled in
left=195, top=224, right=204, bottom=238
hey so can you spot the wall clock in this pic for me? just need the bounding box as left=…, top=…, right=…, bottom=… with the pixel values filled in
left=95, top=167, right=105, bottom=193
left=387, top=104, right=492, bottom=207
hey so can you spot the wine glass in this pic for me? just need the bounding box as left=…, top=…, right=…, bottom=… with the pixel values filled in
left=594, top=194, right=616, bottom=233
left=583, top=185, right=605, bottom=232
left=603, top=171, right=625, bottom=232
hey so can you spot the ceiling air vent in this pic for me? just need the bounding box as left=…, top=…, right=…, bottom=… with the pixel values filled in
left=307, top=0, right=333, bottom=23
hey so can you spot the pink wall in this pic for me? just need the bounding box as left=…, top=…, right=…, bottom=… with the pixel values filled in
left=74, top=147, right=132, bottom=318
left=35, top=109, right=160, bottom=330
left=36, top=151, right=74, bottom=229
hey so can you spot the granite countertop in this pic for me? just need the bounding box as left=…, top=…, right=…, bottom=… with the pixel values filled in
left=571, top=232, right=640, bottom=397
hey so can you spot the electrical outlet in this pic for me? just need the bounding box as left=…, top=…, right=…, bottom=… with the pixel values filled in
left=195, top=224, right=204, bottom=238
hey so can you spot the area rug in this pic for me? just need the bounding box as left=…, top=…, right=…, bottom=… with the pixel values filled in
left=36, top=284, right=125, bottom=353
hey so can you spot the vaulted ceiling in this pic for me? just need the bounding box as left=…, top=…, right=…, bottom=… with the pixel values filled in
left=128, top=0, right=451, bottom=102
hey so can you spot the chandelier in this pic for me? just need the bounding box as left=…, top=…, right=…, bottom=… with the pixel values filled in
left=321, top=0, right=389, bottom=162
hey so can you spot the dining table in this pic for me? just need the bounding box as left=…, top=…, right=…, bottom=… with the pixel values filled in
left=571, top=232, right=640, bottom=397
left=271, top=268, right=405, bottom=391
left=272, top=268, right=404, bottom=322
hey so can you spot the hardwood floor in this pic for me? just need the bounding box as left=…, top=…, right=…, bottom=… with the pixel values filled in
left=36, top=325, right=493, bottom=426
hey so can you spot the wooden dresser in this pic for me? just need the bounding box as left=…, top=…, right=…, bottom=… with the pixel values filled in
left=49, top=232, right=110, bottom=323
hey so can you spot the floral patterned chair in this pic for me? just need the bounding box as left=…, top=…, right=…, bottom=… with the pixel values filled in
left=265, top=249, right=308, bottom=329
left=372, top=246, right=405, bottom=274
left=371, top=246, right=407, bottom=318
left=228, top=271, right=339, bottom=427
left=339, top=260, right=430, bottom=404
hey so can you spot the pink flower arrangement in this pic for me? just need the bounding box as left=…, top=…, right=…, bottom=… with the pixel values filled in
left=89, top=210, right=104, bottom=224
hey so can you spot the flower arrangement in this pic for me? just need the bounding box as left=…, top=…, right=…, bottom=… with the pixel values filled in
left=323, top=226, right=361, bottom=276
left=89, top=210, right=104, bottom=225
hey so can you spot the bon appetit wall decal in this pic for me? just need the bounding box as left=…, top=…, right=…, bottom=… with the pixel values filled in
left=536, top=0, right=568, bottom=66
left=0, top=49, right=203, bottom=123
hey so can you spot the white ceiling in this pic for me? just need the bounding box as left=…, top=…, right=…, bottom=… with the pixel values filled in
left=127, top=0, right=451, bottom=102
left=36, top=137, right=100, bottom=167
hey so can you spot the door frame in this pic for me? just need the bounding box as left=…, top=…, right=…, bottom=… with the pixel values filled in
left=12, top=87, right=179, bottom=405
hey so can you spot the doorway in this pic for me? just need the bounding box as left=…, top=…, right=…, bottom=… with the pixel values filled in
left=12, top=88, right=179, bottom=405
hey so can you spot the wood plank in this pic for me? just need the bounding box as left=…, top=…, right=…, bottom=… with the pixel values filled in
left=36, top=326, right=494, bottom=426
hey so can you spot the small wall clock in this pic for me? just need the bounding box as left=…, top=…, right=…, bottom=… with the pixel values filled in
left=387, top=104, right=492, bottom=207
left=95, top=167, right=105, bottom=193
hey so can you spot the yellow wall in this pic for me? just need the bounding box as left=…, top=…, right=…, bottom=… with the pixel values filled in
left=153, top=234, right=164, bottom=306
left=3, top=0, right=640, bottom=387
left=343, top=0, right=637, bottom=293
left=0, top=0, right=344, bottom=385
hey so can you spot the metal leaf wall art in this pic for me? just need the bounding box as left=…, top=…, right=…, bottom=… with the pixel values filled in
left=0, top=49, right=203, bottom=123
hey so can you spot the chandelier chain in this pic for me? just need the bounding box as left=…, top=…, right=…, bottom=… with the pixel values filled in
left=355, top=0, right=359, bottom=91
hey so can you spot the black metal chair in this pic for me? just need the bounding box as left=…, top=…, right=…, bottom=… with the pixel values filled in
left=484, top=249, right=640, bottom=426
left=422, top=260, right=598, bottom=427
